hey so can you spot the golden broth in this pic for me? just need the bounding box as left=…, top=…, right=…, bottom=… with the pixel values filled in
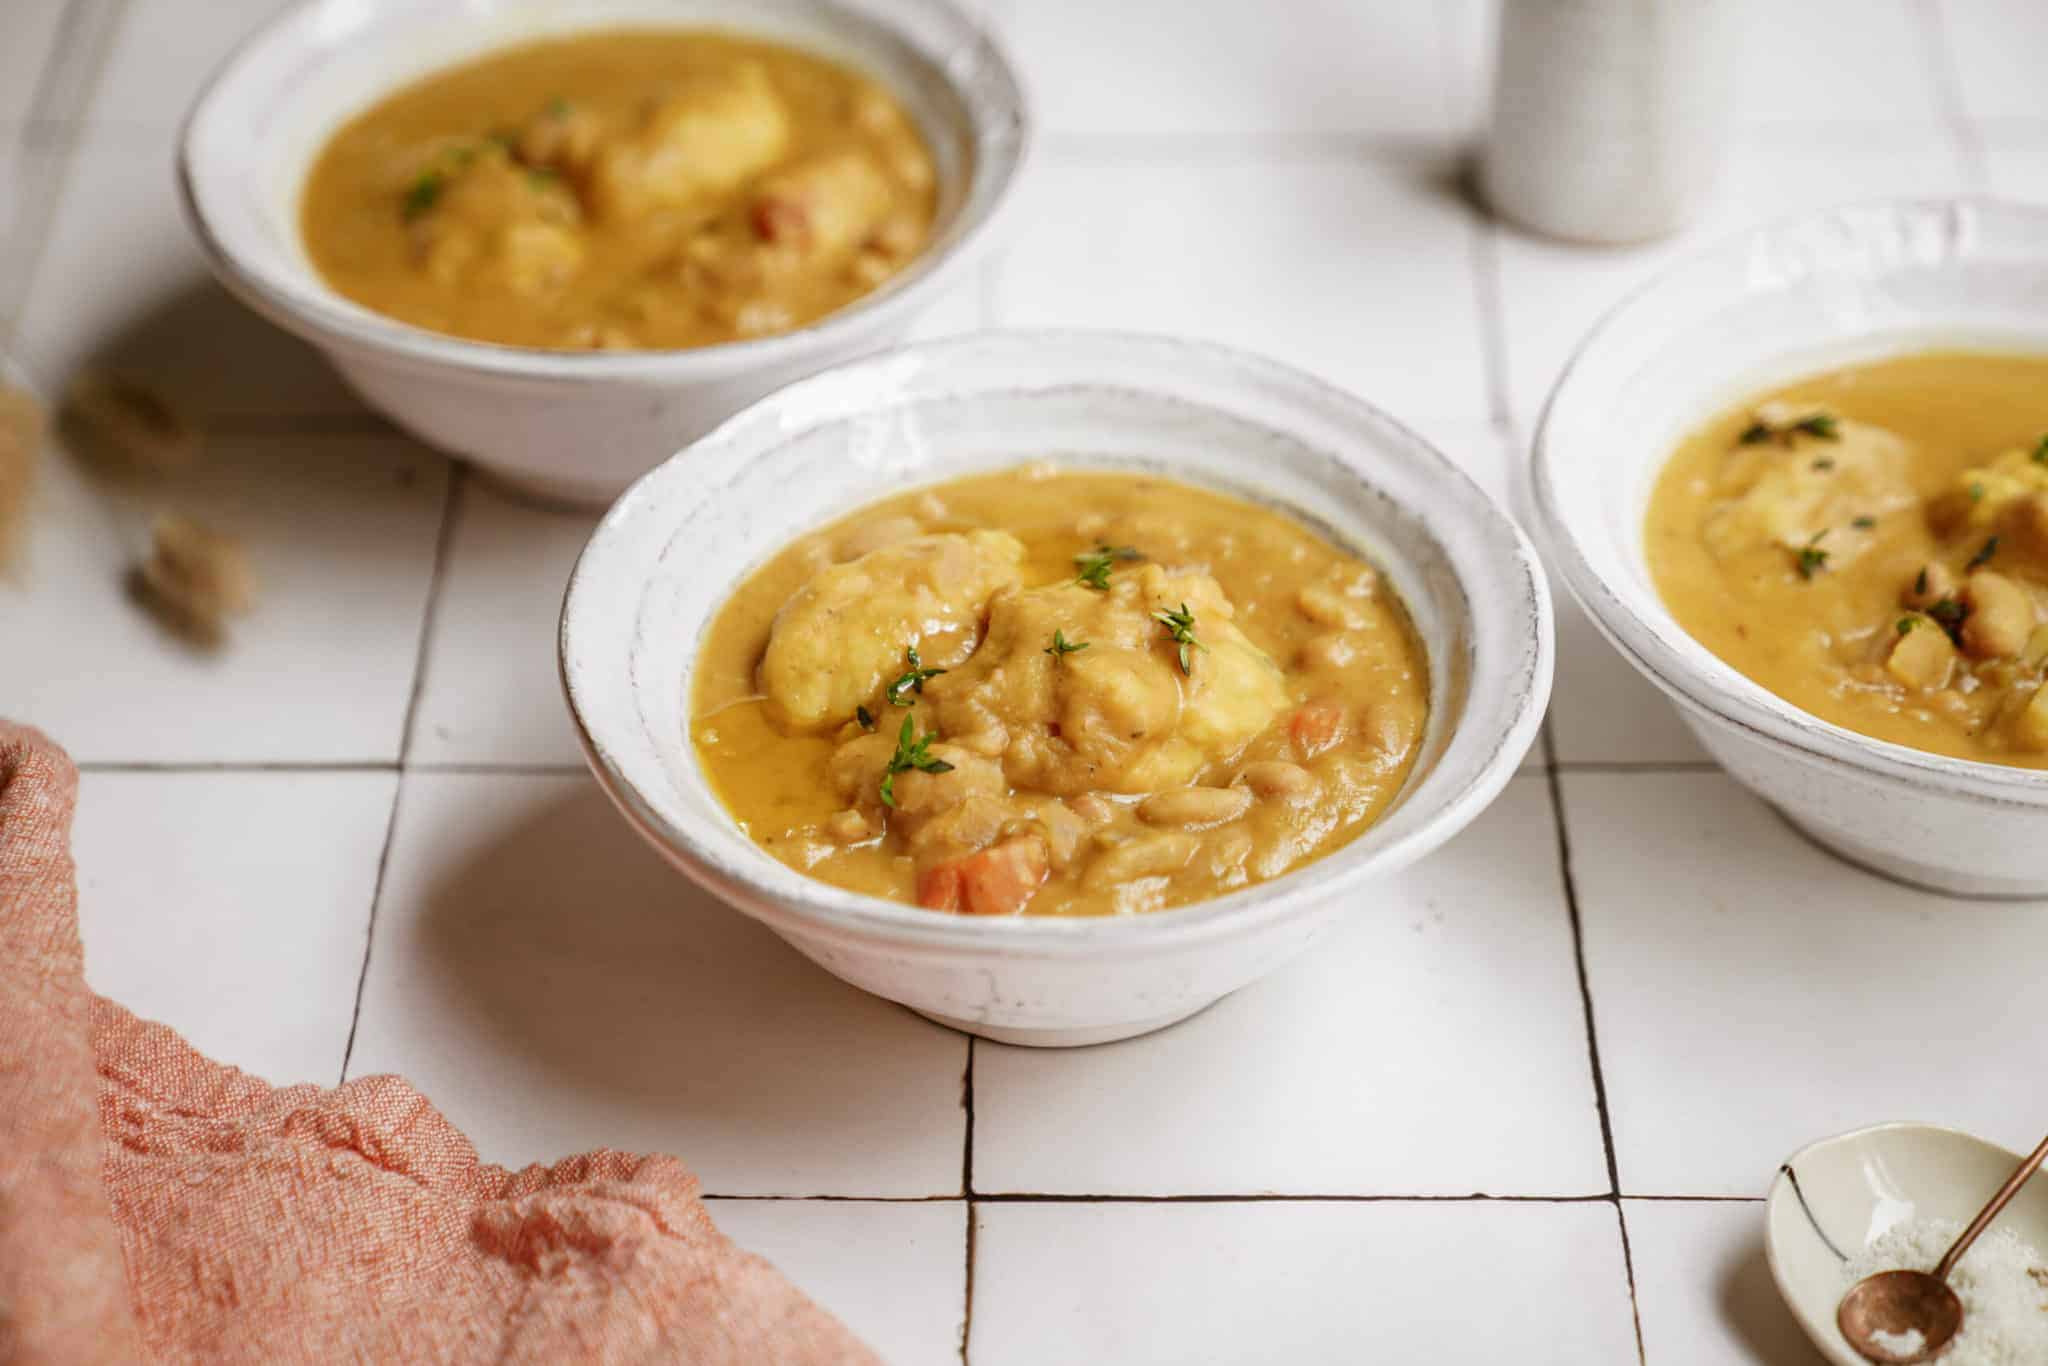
left=1647, top=350, right=2048, bottom=768
left=693, top=467, right=1432, bottom=917
left=301, top=29, right=936, bottom=350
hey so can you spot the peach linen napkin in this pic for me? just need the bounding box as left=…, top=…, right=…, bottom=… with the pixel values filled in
left=0, top=722, right=877, bottom=1365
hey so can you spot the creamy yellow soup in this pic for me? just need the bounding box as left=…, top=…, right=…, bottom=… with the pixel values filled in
left=1647, top=350, right=2048, bottom=767
left=692, top=468, right=1432, bottom=917
left=301, top=29, right=936, bottom=351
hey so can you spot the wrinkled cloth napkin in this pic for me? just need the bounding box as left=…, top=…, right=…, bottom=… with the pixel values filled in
left=0, top=722, right=876, bottom=1365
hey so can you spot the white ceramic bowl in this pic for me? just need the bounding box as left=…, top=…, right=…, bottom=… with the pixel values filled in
left=1767, top=1122, right=2048, bottom=1366
left=559, top=330, right=1552, bottom=1047
left=178, top=0, right=1027, bottom=506
left=1536, top=199, right=2048, bottom=899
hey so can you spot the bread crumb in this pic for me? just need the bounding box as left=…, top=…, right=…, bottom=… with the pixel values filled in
left=135, top=512, right=254, bottom=643
left=64, top=370, right=201, bottom=476
left=0, top=383, right=45, bottom=573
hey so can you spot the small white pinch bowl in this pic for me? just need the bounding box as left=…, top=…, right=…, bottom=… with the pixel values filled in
left=560, top=330, right=1552, bottom=1047
left=1536, top=199, right=2048, bottom=898
left=178, top=0, right=1027, bottom=507
left=1767, top=1122, right=2048, bottom=1366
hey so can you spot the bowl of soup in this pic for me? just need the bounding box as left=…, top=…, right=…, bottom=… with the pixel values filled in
left=560, top=331, right=1552, bottom=1045
left=179, top=0, right=1026, bottom=505
left=1535, top=198, right=2048, bottom=897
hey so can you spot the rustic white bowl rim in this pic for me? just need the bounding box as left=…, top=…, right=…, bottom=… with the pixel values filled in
left=1535, top=196, right=2048, bottom=810
left=175, top=0, right=1029, bottom=384
left=559, top=329, right=1552, bottom=955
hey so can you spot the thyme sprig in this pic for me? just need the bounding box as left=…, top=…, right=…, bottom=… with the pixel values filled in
left=1074, top=545, right=1141, bottom=591
left=1794, top=530, right=1830, bottom=581
left=1152, top=602, right=1205, bottom=674
left=879, top=713, right=953, bottom=809
left=1740, top=410, right=1840, bottom=446
left=1044, top=629, right=1090, bottom=659
left=885, top=646, right=946, bottom=707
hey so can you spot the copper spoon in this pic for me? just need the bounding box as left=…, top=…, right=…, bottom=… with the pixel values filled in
left=1836, top=1131, right=2048, bottom=1363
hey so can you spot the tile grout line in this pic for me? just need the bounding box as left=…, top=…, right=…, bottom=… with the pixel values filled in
left=698, top=1190, right=1627, bottom=1205
left=1911, top=0, right=1989, bottom=191
left=958, top=1036, right=977, bottom=1365
left=337, top=466, right=466, bottom=1084
left=1541, top=727, right=1648, bottom=1364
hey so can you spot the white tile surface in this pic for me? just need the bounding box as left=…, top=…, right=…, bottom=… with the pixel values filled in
left=12, top=124, right=365, bottom=417
left=1400, top=414, right=1516, bottom=515
left=1938, top=0, right=2048, bottom=119
left=4, top=428, right=448, bottom=764
left=0, top=1, right=70, bottom=125
left=1628, top=1199, right=1827, bottom=1366
left=706, top=1199, right=966, bottom=1366
left=0, top=138, right=57, bottom=328
left=974, top=778, right=1607, bottom=1197
left=1565, top=770, right=2048, bottom=1198
left=1010, top=0, right=1452, bottom=138
left=1548, top=586, right=1713, bottom=767
left=71, top=769, right=392, bottom=1086
left=410, top=480, right=593, bottom=768
left=345, top=772, right=969, bottom=1196
left=87, top=0, right=291, bottom=128
left=992, top=152, right=1489, bottom=417
left=1981, top=124, right=2048, bottom=202
left=1495, top=123, right=1970, bottom=427
left=971, top=1199, right=1639, bottom=1365
left=1735, top=0, right=1941, bottom=124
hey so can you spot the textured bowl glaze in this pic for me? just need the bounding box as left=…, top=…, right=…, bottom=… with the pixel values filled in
left=1767, top=1122, right=2048, bottom=1366
left=1536, top=199, right=2048, bottom=898
left=178, top=0, right=1027, bottom=506
left=559, top=330, right=1552, bottom=1046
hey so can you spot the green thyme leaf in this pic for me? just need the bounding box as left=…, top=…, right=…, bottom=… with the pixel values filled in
left=885, top=646, right=946, bottom=707
left=1073, top=544, right=1142, bottom=591
left=1928, top=597, right=1970, bottom=641
left=879, top=712, right=953, bottom=809
left=1967, top=535, right=2001, bottom=572
left=1794, top=530, right=1830, bottom=581
left=1044, top=629, right=1090, bottom=659
left=856, top=705, right=875, bottom=731
left=1741, top=410, right=1841, bottom=446
left=1897, top=616, right=1919, bottom=635
left=1852, top=515, right=1877, bottom=530
left=402, top=171, right=444, bottom=221
left=1970, top=481, right=1987, bottom=503
left=1811, top=457, right=1836, bottom=472
left=2033, top=434, right=2048, bottom=466
left=1151, top=602, right=1205, bottom=674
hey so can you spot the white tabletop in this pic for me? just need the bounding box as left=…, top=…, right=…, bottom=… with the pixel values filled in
left=5, top=2, right=2045, bottom=1362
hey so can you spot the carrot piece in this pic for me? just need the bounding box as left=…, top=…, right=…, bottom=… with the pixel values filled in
left=916, top=863, right=965, bottom=912
left=916, top=836, right=1050, bottom=917
left=1289, top=699, right=1348, bottom=759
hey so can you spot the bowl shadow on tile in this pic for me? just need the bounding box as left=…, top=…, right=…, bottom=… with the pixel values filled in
left=65, top=278, right=366, bottom=419
left=1715, top=1226, right=1830, bottom=1365
left=410, top=782, right=961, bottom=1136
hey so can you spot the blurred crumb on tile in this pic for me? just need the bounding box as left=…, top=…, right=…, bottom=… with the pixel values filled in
left=0, top=381, right=45, bottom=575
left=133, top=512, right=255, bottom=645
left=63, top=369, right=202, bottom=477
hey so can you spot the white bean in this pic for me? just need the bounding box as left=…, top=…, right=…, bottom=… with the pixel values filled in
left=1233, top=761, right=1316, bottom=799
left=1085, top=832, right=1198, bottom=888
left=1137, top=786, right=1253, bottom=829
